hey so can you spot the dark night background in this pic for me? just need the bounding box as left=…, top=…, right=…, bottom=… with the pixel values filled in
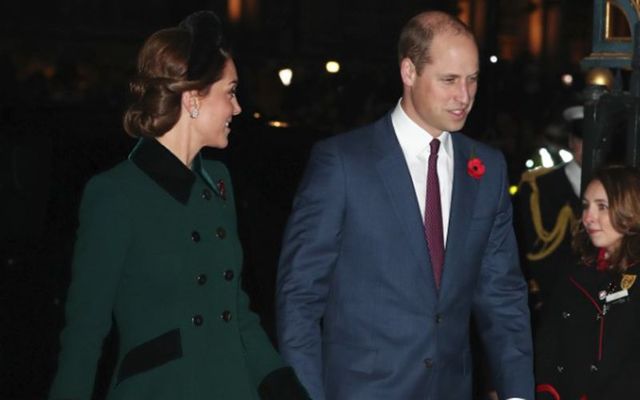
left=1, top=1, right=593, bottom=399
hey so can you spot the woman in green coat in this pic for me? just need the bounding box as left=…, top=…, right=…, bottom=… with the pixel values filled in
left=49, top=11, right=308, bottom=400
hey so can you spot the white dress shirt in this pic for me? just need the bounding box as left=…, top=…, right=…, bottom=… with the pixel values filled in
left=391, top=100, right=453, bottom=246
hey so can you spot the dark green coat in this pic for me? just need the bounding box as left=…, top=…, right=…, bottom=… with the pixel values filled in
left=50, top=139, right=289, bottom=400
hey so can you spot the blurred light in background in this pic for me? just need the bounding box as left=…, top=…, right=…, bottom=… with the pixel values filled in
left=268, top=120, right=290, bottom=128
left=228, top=0, right=241, bottom=22
left=509, top=185, right=519, bottom=195
left=561, top=73, right=573, bottom=86
left=278, top=68, right=293, bottom=86
left=489, top=55, right=498, bottom=64
left=525, top=159, right=535, bottom=169
left=326, top=61, right=340, bottom=74
left=585, top=67, right=614, bottom=90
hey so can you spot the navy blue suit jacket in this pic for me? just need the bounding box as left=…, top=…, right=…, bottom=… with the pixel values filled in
left=276, top=113, right=534, bottom=400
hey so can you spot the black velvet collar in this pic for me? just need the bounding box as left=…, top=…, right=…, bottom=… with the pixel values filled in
left=129, top=138, right=199, bottom=205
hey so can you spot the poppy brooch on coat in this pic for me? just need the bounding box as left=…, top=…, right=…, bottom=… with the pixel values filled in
left=467, top=148, right=486, bottom=179
left=217, top=179, right=226, bottom=201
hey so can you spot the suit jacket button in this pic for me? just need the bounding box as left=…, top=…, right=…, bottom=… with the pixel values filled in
left=435, top=314, right=443, bottom=324
left=202, top=188, right=212, bottom=200
left=196, top=274, right=207, bottom=285
left=590, top=364, right=598, bottom=372
left=424, top=359, right=433, bottom=368
left=221, top=310, right=232, bottom=322
left=192, top=314, right=204, bottom=326
left=191, top=231, right=201, bottom=242
left=224, top=270, right=234, bottom=281
left=216, top=227, right=226, bottom=239
left=561, top=311, right=571, bottom=319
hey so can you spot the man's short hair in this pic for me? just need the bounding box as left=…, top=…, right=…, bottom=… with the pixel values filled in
left=398, top=11, right=475, bottom=74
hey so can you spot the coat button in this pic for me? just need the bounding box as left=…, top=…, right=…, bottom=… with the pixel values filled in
left=561, top=311, right=571, bottom=319
left=216, top=227, right=226, bottom=239
left=223, top=270, right=234, bottom=281
left=192, top=314, right=204, bottom=326
left=556, top=365, right=564, bottom=373
left=590, top=364, right=598, bottom=372
left=202, top=188, right=212, bottom=200
left=196, top=274, right=207, bottom=285
left=191, top=231, right=201, bottom=242
left=424, top=359, right=433, bottom=368
left=221, top=310, right=232, bottom=322
left=435, top=314, right=443, bottom=324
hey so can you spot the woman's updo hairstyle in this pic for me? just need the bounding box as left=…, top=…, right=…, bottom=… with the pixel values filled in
left=124, top=11, right=231, bottom=138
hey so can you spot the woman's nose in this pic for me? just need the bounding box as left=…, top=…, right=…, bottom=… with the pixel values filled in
left=582, top=208, right=594, bottom=225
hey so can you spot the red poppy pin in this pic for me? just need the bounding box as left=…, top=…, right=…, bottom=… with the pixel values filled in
left=467, top=148, right=485, bottom=179
left=217, top=179, right=226, bottom=200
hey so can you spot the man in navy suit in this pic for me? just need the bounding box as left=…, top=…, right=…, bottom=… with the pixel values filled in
left=276, top=10, right=534, bottom=400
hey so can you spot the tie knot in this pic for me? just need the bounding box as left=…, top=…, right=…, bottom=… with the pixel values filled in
left=430, top=138, right=440, bottom=154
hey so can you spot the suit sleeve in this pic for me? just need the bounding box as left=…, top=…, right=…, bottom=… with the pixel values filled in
left=276, top=139, right=346, bottom=400
left=471, top=153, right=535, bottom=400
left=49, top=176, right=131, bottom=400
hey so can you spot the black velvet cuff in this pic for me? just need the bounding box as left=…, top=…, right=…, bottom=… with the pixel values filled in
left=258, top=366, right=310, bottom=400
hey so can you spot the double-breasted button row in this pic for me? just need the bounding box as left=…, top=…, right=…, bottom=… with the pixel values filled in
left=195, top=272, right=232, bottom=285
left=191, top=228, right=227, bottom=242
left=192, top=312, right=233, bottom=325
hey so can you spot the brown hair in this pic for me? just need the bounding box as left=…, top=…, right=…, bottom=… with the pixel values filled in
left=123, top=11, right=230, bottom=138
left=573, top=165, right=640, bottom=271
left=397, top=11, right=475, bottom=75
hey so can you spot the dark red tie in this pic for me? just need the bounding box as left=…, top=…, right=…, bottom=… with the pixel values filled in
left=425, top=139, right=444, bottom=289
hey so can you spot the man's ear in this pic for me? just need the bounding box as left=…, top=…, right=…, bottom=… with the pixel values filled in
left=400, top=58, right=416, bottom=86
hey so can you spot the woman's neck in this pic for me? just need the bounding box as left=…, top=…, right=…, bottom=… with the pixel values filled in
left=157, top=125, right=200, bottom=168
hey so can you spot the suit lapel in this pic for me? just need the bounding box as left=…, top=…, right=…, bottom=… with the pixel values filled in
left=373, top=116, right=435, bottom=291
left=439, top=134, right=480, bottom=294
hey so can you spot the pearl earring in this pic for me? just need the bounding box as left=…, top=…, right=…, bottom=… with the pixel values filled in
left=190, top=107, right=199, bottom=119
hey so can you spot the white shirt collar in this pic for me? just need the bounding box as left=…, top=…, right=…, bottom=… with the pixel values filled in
left=391, top=99, right=453, bottom=161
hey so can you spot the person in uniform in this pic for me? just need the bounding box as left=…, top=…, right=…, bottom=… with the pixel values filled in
left=535, top=165, right=640, bottom=400
left=515, top=105, right=584, bottom=321
left=48, top=11, right=308, bottom=400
